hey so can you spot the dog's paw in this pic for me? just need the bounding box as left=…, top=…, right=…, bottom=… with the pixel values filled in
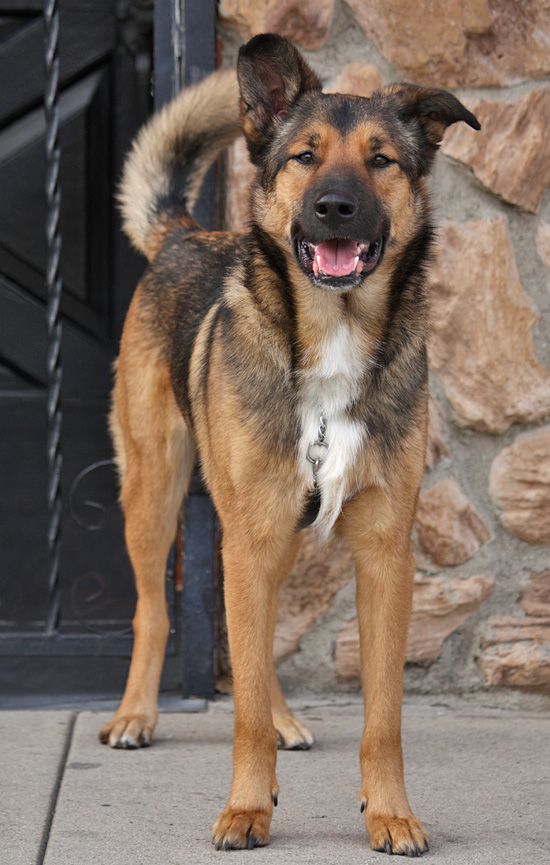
left=366, top=812, right=429, bottom=857
left=99, top=712, right=156, bottom=749
left=212, top=807, right=271, bottom=850
left=274, top=714, right=315, bottom=750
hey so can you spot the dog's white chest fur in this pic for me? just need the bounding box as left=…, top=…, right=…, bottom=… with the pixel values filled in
left=298, top=322, right=366, bottom=537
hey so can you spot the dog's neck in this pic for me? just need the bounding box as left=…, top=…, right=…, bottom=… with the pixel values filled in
left=244, top=221, right=401, bottom=383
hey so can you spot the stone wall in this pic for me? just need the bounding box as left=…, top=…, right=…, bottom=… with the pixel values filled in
left=218, top=0, right=550, bottom=707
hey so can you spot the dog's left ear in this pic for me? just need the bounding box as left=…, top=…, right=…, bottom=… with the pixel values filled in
left=237, top=33, right=322, bottom=165
left=385, top=84, right=481, bottom=175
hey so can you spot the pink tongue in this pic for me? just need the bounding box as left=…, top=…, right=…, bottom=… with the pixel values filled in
left=315, top=239, right=358, bottom=276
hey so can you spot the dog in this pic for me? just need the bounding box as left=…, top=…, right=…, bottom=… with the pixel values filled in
left=99, top=33, right=479, bottom=855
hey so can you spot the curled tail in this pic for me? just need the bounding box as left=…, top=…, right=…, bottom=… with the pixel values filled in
left=119, top=70, right=241, bottom=261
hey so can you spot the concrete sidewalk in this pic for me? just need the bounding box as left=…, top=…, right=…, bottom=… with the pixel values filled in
left=2, top=699, right=549, bottom=865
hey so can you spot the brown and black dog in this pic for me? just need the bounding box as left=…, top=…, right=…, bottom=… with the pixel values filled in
left=100, top=34, right=479, bottom=855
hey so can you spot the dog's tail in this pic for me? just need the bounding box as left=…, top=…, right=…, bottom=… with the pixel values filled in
left=119, top=70, right=241, bottom=261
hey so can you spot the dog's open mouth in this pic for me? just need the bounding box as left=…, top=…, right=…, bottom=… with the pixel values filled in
left=296, top=237, right=384, bottom=288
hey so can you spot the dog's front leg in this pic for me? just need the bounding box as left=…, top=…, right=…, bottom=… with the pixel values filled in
left=212, top=533, right=281, bottom=850
left=340, top=487, right=429, bottom=857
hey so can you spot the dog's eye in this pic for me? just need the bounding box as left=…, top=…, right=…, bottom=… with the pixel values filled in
left=293, top=151, right=314, bottom=165
left=370, top=154, right=392, bottom=168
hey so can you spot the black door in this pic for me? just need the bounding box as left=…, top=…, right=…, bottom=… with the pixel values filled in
left=0, top=0, right=220, bottom=700
left=0, top=0, right=150, bottom=638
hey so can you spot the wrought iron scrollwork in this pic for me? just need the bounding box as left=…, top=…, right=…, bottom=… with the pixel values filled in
left=68, top=459, right=132, bottom=635
left=69, top=572, right=133, bottom=637
left=44, top=0, right=63, bottom=634
left=69, top=459, right=115, bottom=531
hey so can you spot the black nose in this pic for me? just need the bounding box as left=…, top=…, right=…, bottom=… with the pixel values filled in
left=314, top=191, right=358, bottom=225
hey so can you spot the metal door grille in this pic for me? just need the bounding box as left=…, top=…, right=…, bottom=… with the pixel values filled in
left=0, top=0, right=219, bottom=700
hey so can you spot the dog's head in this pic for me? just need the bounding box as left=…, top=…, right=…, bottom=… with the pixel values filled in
left=237, top=34, right=480, bottom=293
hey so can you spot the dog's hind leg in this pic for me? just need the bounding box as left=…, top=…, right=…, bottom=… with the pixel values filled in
left=100, top=305, right=195, bottom=749
left=270, top=661, right=315, bottom=751
left=267, top=542, right=315, bottom=750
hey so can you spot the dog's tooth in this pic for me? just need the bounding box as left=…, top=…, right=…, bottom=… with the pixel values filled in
left=313, top=256, right=320, bottom=277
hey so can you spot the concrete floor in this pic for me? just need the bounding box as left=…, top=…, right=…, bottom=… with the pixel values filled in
left=2, top=698, right=550, bottom=865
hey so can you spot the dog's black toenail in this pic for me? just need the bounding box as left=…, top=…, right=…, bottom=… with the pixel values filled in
left=247, top=834, right=258, bottom=849
left=385, top=839, right=393, bottom=855
left=360, top=801, right=365, bottom=813
left=272, top=793, right=278, bottom=807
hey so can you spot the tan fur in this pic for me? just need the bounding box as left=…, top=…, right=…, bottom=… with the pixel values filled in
left=100, top=295, right=195, bottom=748
left=98, top=34, right=480, bottom=854
left=107, top=167, right=428, bottom=850
left=338, top=423, right=427, bottom=847
left=104, top=263, right=428, bottom=853
left=119, top=70, right=240, bottom=260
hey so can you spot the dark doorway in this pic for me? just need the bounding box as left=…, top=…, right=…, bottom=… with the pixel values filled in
left=0, top=0, right=219, bottom=699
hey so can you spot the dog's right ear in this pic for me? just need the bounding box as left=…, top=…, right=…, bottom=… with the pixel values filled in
left=237, top=33, right=321, bottom=165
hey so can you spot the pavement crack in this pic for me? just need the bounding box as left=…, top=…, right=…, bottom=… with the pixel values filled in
left=35, top=711, right=77, bottom=865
